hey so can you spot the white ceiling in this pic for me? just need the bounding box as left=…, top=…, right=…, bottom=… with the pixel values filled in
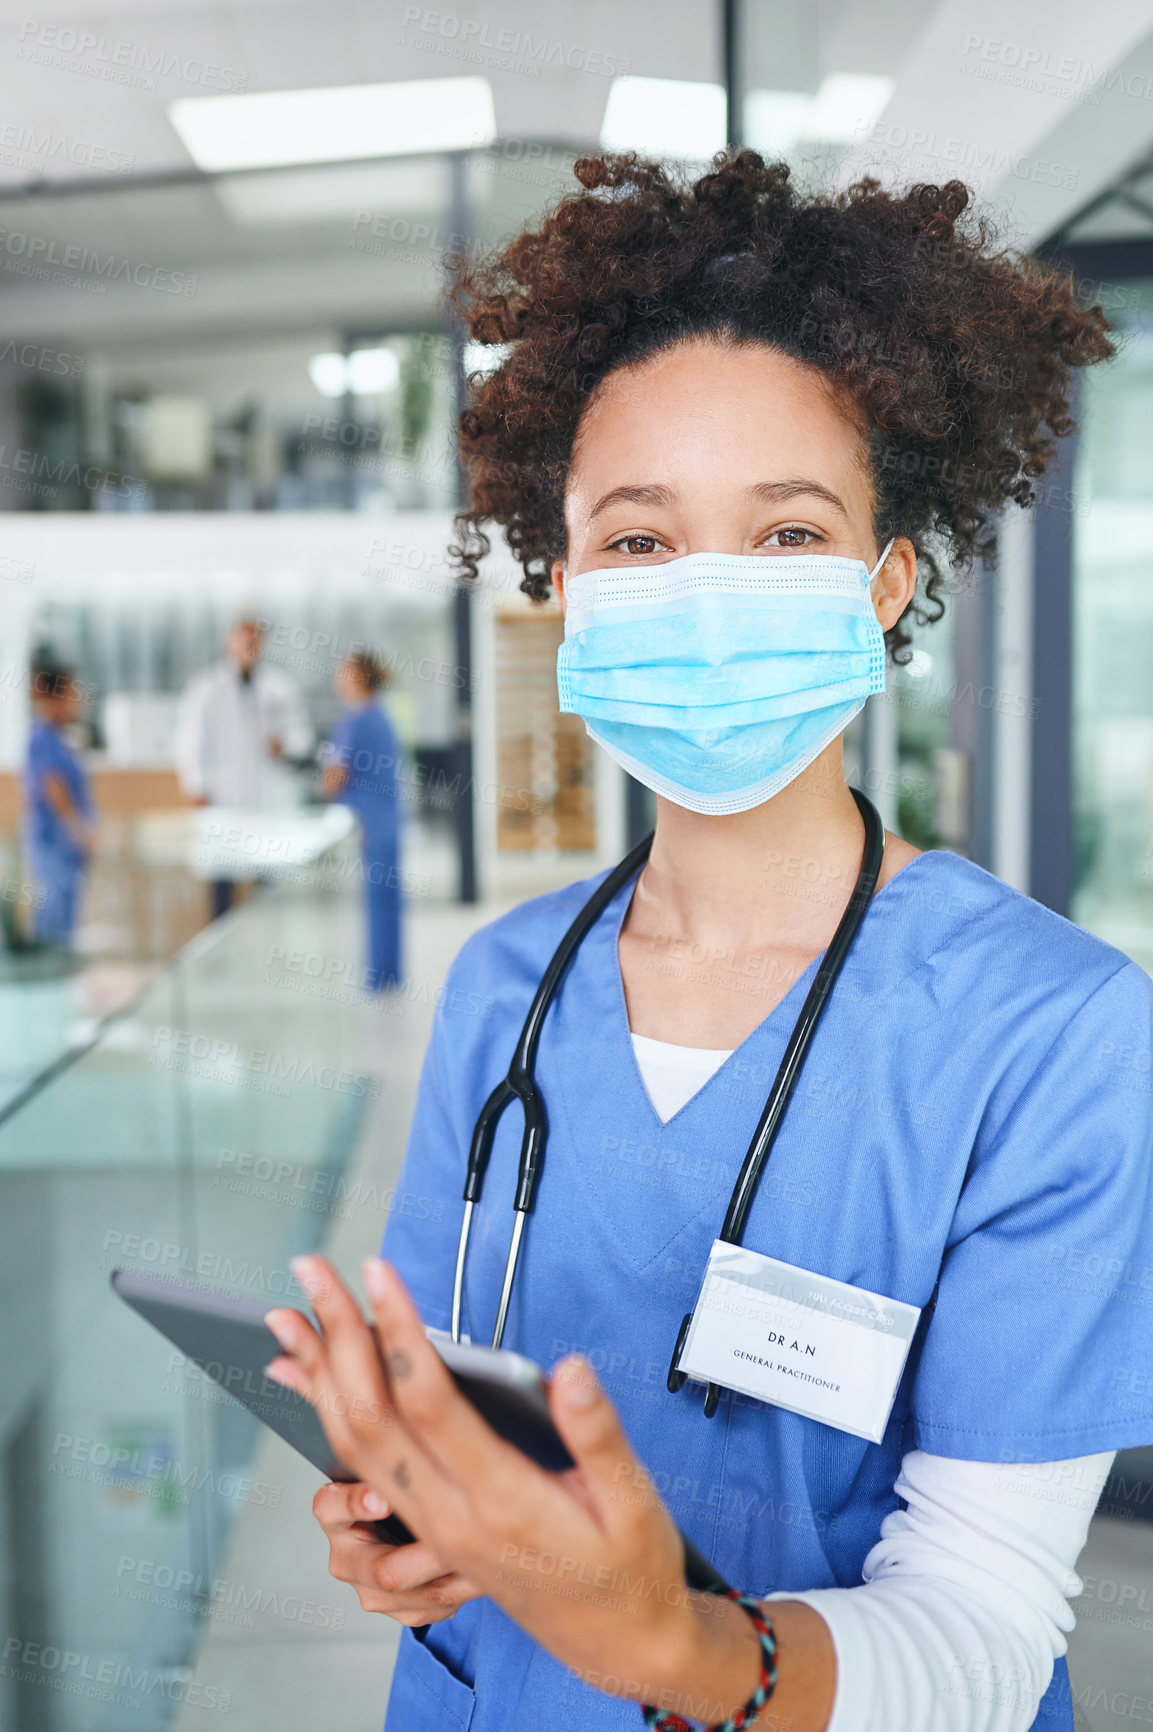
left=2, top=0, right=1153, bottom=349
left=837, top=0, right=1153, bottom=246
left=0, top=0, right=715, bottom=186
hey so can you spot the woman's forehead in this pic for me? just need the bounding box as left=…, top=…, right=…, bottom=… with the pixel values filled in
left=566, top=341, right=871, bottom=515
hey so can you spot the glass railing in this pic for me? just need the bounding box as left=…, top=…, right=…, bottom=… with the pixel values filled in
left=0, top=843, right=411, bottom=1731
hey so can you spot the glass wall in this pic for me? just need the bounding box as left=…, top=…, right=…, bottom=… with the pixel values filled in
left=1071, top=278, right=1153, bottom=971
left=891, top=601, right=957, bottom=853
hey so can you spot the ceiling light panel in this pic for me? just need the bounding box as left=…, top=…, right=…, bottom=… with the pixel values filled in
left=170, top=76, right=496, bottom=172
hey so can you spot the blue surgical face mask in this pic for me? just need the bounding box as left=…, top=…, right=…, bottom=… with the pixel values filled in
left=556, top=542, right=892, bottom=815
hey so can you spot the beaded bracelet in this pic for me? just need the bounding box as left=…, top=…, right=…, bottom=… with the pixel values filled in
left=641, top=1585, right=778, bottom=1732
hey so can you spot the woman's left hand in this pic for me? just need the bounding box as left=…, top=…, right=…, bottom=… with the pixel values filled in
left=264, top=1254, right=755, bottom=1714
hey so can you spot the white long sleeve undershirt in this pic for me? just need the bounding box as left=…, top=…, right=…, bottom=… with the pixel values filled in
left=763, top=1448, right=1114, bottom=1732
left=629, top=1035, right=1113, bottom=1732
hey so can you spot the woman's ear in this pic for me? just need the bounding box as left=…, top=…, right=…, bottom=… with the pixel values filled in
left=870, top=538, right=918, bottom=633
left=551, top=557, right=567, bottom=614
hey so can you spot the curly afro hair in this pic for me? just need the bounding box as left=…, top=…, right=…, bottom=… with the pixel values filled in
left=447, top=149, right=1114, bottom=659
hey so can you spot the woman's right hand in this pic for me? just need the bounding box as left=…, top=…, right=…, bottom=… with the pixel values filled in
left=312, top=1482, right=483, bottom=1626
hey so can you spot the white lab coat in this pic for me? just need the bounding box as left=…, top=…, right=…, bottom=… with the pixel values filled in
left=174, top=659, right=313, bottom=810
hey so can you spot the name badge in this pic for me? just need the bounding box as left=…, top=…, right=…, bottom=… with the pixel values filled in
left=676, top=1241, right=922, bottom=1444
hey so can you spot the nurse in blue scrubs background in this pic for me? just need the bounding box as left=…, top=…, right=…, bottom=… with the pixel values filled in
left=22, top=656, right=95, bottom=948
left=321, top=650, right=403, bottom=992
left=264, top=152, right=1153, bottom=1732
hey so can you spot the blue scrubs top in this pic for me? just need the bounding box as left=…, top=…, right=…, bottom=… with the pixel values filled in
left=381, top=848, right=1153, bottom=1732
left=23, top=718, right=92, bottom=862
left=324, top=704, right=401, bottom=848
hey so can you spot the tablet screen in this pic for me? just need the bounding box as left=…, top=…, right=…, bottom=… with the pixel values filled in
left=111, top=1266, right=354, bottom=1481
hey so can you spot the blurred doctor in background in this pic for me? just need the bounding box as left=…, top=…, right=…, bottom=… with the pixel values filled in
left=322, top=649, right=403, bottom=993
left=175, top=615, right=313, bottom=918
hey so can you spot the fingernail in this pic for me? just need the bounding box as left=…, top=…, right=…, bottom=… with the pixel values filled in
left=264, top=1310, right=292, bottom=1347
left=263, top=1360, right=290, bottom=1384
left=362, top=1257, right=389, bottom=1305
left=290, top=1256, right=319, bottom=1296
left=363, top=1488, right=386, bottom=1516
left=557, top=1355, right=597, bottom=1407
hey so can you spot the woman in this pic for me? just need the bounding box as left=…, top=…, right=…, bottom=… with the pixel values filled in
left=22, top=655, right=95, bottom=946
left=321, top=650, right=403, bottom=991
left=264, top=154, right=1153, bottom=1732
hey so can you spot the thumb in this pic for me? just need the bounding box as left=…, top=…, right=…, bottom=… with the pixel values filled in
left=548, top=1354, right=647, bottom=1509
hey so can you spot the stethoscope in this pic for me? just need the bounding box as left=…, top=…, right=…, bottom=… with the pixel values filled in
left=451, top=786, right=886, bottom=1419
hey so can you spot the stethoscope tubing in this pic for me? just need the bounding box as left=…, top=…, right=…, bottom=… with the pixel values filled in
left=451, top=791, right=883, bottom=1357
left=670, top=786, right=886, bottom=1414
left=718, top=787, right=886, bottom=1247
left=444, top=788, right=899, bottom=1592
left=451, top=829, right=656, bottom=1345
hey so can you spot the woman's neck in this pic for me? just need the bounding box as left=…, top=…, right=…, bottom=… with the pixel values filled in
left=616, top=741, right=921, bottom=1046
left=617, top=742, right=919, bottom=1047
left=641, top=746, right=874, bottom=947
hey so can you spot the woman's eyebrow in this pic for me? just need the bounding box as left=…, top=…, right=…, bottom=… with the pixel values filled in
left=585, top=483, right=674, bottom=526
left=585, top=478, right=849, bottom=527
left=748, top=479, right=850, bottom=518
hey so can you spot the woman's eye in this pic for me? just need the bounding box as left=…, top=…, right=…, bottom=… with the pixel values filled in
left=765, top=527, right=820, bottom=549
left=609, top=535, right=664, bottom=556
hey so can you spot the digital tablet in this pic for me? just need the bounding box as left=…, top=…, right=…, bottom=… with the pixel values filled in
left=110, top=1266, right=572, bottom=1547
left=110, top=1267, right=728, bottom=1591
